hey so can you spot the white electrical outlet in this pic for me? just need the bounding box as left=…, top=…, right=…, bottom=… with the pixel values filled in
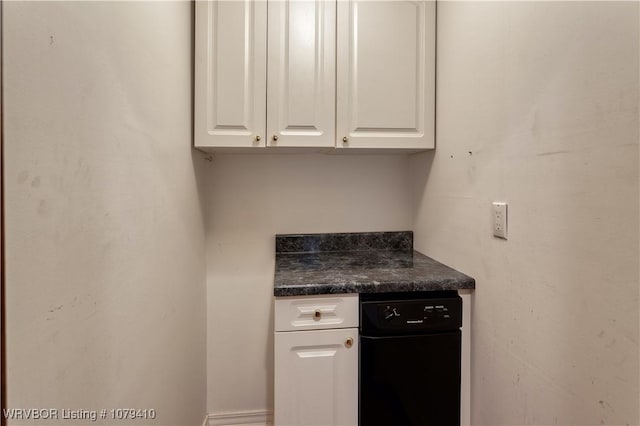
left=493, top=202, right=508, bottom=239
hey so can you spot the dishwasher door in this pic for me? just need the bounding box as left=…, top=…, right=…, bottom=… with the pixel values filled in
left=359, top=331, right=461, bottom=426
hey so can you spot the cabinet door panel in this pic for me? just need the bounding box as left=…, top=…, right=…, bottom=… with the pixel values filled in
left=195, top=0, right=267, bottom=148
left=268, top=0, right=336, bottom=147
left=275, top=328, right=358, bottom=426
left=336, top=1, right=435, bottom=150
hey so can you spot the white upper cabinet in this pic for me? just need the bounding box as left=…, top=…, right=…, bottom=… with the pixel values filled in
left=267, top=1, right=336, bottom=148
left=194, top=1, right=267, bottom=148
left=336, top=1, right=435, bottom=150
left=194, top=0, right=435, bottom=152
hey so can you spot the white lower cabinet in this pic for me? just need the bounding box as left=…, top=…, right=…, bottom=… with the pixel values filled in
left=275, top=328, right=358, bottom=426
left=274, top=295, right=358, bottom=426
left=274, top=291, right=470, bottom=426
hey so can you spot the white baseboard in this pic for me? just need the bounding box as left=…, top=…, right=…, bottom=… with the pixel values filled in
left=205, top=410, right=273, bottom=426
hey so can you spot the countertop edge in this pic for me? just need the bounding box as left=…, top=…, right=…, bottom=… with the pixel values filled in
left=273, top=277, right=476, bottom=297
left=273, top=247, right=476, bottom=297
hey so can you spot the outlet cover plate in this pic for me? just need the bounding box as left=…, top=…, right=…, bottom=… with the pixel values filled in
left=493, top=202, right=508, bottom=239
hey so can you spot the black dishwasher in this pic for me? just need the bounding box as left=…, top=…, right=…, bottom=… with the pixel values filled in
left=359, top=291, right=462, bottom=426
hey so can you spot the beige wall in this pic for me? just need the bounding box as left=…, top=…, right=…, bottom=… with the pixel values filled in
left=204, top=154, right=412, bottom=413
left=411, top=2, right=639, bottom=425
left=3, top=2, right=206, bottom=425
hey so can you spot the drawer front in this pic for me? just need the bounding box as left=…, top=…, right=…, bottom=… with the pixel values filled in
left=275, top=294, right=358, bottom=332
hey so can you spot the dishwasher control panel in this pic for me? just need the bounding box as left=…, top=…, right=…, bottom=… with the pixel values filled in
left=360, top=293, right=462, bottom=335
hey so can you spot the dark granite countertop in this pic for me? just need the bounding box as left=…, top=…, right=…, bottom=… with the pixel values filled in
left=274, top=232, right=475, bottom=297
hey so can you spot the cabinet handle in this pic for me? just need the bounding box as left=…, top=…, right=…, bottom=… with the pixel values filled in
left=345, top=337, right=354, bottom=348
left=255, top=135, right=261, bottom=142
left=313, top=310, right=321, bottom=320
left=342, top=136, right=348, bottom=143
left=273, top=135, right=279, bottom=141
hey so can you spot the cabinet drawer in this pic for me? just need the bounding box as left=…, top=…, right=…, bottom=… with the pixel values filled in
left=275, top=294, right=358, bottom=332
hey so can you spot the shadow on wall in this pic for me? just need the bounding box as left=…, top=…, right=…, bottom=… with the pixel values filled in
left=191, top=148, right=210, bottom=231
left=409, top=150, right=435, bottom=219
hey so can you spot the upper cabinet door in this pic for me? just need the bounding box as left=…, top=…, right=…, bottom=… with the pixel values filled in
left=194, top=1, right=267, bottom=149
left=336, top=1, right=435, bottom=150
left=267, top=0, right=336, bottom=148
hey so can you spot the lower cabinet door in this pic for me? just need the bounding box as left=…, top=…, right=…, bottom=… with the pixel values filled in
left=274, top=328, right=358, bottom=426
